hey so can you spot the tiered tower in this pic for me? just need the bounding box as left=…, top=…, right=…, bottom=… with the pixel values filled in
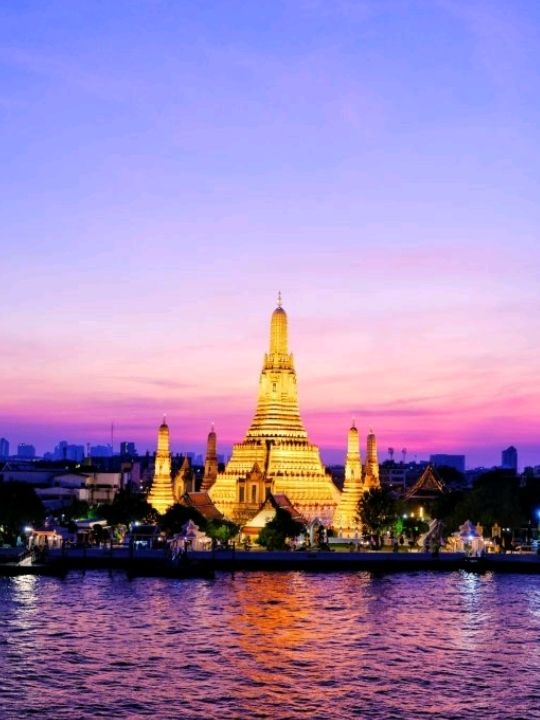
left=173, top=455, right=194, bottom=501
left=201, top=425, right=218, bottom=492
left=209, top=296, right=340, bottom=523
left=147, top=418, right=175, bottom=514
left=333, top=421, right=363, bottom=533
left=364, top=429, right=380, bottom=490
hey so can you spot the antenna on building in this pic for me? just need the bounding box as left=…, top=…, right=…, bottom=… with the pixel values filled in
left=401, top=447, right=407, bottom=464
left=111, top=421, right=115, bottom=454
left=388, top=447, right=394, bottom=461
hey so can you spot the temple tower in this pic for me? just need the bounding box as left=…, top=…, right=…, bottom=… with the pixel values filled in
left=148, top=418, right=175, bottom=513
left=333, top=421, right=363, bottom=534
left=209, top=296, right=340, bottom=523
left=364, top=429, right=380, bottom=490
left=173, top=455, right=194, bottom=501
left=201, top=425, right=218, bottom=492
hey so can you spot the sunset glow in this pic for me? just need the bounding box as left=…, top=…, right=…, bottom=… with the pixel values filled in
left=1, top=1, right=539, bottom=468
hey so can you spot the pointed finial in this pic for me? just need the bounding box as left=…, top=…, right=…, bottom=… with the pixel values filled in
left=211, top=422, right=215, bottom=432
left=351, top=418, right=356, bottom=429
left=277, top=290, right=282, bottom=308
left=163, top=414, right=167, bottom=425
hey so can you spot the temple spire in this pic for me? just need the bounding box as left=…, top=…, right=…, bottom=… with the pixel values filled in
left=333, top=422, right=363, bottom=534
left=148, top=418, right=175, bottom=513
left=364, top=429, right=380, bottom=490
left=201, top=424, right=218, bottom=492
left=269, top=298, right=288, bottom=356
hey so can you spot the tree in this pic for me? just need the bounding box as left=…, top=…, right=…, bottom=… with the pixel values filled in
left=257, top=509, right=305, bottom=550
left=0, top=482, right=44, bottom=545
left=159, top=503, right=206, bottom=536
left=435, top=469, right=526, bottom=532
left=62, top=499, right=91, bottom=522
left=205, top=519, right=240, bottom=545
left=358, top=488, right=397, bottom=536
left=102, top=489, right=159, bottom=527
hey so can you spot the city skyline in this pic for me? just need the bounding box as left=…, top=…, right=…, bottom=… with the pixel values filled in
left=1, top=2, right=539, bottom=469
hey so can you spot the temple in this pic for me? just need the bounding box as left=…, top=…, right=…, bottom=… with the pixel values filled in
left=147, top=418, right=175, bottom=514
left=209, top=296, right=340, bottom=523
left=364, top=429, right=380, bottom=490
left=333, top=421, right=363, bottom=534
left=201, top=425, right=218, bottom=492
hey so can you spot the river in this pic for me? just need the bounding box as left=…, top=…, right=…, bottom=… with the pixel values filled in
left=1, top=570, right=539, bottom=719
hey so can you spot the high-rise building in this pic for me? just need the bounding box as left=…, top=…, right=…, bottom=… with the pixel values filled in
left=0, top=438, right=9, bottom=459
left=120, top=442, right=137, bottom=456
left=501, top=446, right=518, bottom=471
left=17, top=443, right=36, bottom=459
left=52, top=441, right=85, bottom=462
left=429, top=454, right=465, bottom=474
left=147, top=418, right=175, bottom=514
left=209, top=297, right=340, bottom=523
left=89, top=444, right=113, bottom=458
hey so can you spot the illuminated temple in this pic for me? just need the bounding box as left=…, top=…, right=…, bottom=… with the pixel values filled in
left=209, top=296, right=341, bottom=523
left=333, top=422, right=363, bottom=533
left=148, top=418, right=175, bottom=514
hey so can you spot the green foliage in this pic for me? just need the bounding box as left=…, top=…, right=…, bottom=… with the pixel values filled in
left=158, top=503, right=206, bottom=535
left=0, top=482, right=44, bottom=545
left=101, top=489, right=159, bottom=527
left=205, top=519, right=239, bottom=543
left=257, top=508, right=305, bottom=550
left=402, top=517, right=429, bottom=541
left=358, top=488, right=397, bottom=534
left=62, top=499, right=91, bottom=521
left=435, top=470, right=527, bottom=532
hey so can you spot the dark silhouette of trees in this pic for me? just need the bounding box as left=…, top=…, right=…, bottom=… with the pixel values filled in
left=257, top=508, right=305, bottom=550
left=101, top=489, right=159, bottom=527
left=158, top=503, right=206, bottom=536
left=0, top=482, right=44, bottom=545
left=358, top=488, right=398, bottom=535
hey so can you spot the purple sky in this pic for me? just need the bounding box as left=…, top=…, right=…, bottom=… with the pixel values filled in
left=1, top=1, right=539, bottom=469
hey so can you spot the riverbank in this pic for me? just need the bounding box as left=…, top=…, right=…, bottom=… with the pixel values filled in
left=35, top=546, right=540, bottom=575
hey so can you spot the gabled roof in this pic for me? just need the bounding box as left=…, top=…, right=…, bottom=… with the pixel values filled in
left=270, top=493, right=306, bottom=524
left=182, top=491, right=223, bottom=521
left=405, top=465, right=447, bottom=500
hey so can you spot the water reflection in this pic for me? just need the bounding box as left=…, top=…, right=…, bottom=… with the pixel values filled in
left=0, top=571, right=539, bottom=719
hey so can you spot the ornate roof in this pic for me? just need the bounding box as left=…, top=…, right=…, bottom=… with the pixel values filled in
left=404, top=465, right=447, bottom=501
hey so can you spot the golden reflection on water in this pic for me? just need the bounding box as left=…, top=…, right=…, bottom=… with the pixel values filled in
left=1, top=571, right=540, bottom=720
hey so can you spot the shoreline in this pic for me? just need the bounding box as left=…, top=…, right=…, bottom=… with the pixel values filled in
left=1, top=547, right=537, bottom=576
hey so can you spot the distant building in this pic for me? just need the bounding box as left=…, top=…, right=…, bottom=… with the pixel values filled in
left=429, top=454, right=465, bottom=474
left=120, top=441, right=137, bottom=456
left=0, top=438, right=9, bottom=459
left=501, top=446, right=518, bottom=472
left=51, top=441, right=85, bottom=462
left=89, top=444, right=113, bottom=458
left=17, top=443, right=36, bottom=459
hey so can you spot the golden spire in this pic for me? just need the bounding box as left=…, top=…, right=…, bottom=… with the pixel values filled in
left=333, top=422, right=363, bottom=533
left=201, top=423, right=219, bottom=492
left=148, top=418, right=175, bottom=513
left=209, top=299, right=341, bottom=524
left=365, top=428, right=380, bottom=490
left=270, top=297, right=288, bottom=357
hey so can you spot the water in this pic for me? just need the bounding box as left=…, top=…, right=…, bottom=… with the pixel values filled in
left=1, top=571, right=539, bottom=719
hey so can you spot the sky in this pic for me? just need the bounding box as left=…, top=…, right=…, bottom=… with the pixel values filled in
left=1, top=0, right=539, bottom=469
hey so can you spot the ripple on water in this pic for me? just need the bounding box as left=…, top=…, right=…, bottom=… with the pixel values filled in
left=1, top=571, right=540, bottom=719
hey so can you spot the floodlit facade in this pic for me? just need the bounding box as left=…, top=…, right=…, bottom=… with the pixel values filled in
left=209, top=297, right=340, bottom=524
left=147, top=418, right=175, bottom=514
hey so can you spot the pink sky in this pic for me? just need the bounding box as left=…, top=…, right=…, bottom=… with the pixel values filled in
left=1, top=1, right=539, bottom=469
